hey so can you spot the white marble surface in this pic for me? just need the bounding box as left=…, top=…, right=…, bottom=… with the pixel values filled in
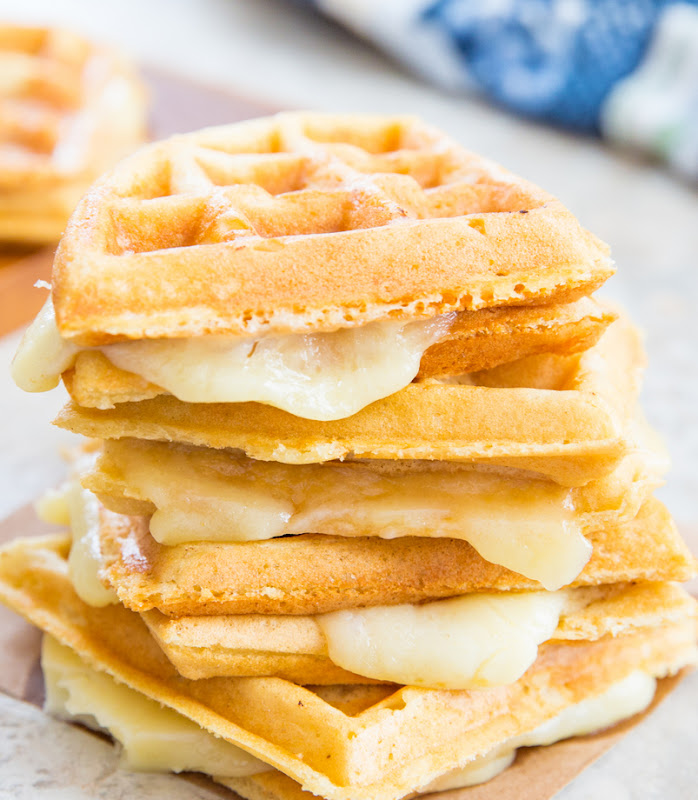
left=0, top=693, right=222, bottom=799
left=0, top=1, right=696, bottom=798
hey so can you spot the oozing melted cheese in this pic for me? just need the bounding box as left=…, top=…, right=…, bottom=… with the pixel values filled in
left=42, top=634, right=656, bottom=793
left=37, top=475, right=118, bottom=608
left=423, top=751, right=517, bottom=793
left=11, top=297, right=81, bottom=392
left=104, top=441, right=590, bottom=590
left=65, top=481, right=119, bottom=608
left=317, top=591, right=569, bottom=689
left=424, top=670, right=657, bottom=793
left=35, top=486, right=71, bottom=526
left=42, top=635, right=270, bottom=778
left=12, top=296, right=455, bottom=420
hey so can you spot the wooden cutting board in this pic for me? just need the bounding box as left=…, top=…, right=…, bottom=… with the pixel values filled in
left=0, top=68, right=279, bottom=338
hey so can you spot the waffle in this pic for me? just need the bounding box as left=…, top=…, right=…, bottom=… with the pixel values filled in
left=56, top=313, right=645, bottom=486
left=82, top=425, right=665, bottom=543
left=48, top=112, right=613, bottom=344
left=141, top=582, right=696, bottom=682
left=95, top=498, right=696, bottom=616
left=0, top=535, right=695, bottom=800
left=417, top=297, right=615, bottom=378
left=60, top=297, right=616, bottom=409
left=0, top=25, right=146, bottom=243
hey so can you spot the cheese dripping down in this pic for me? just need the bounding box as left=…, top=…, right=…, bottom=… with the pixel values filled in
left=96, top=440, right=590, bottom=591
left=36, top=471, right=117, bottom=608
left=317, top=591, right=570, bottom=689
left=42, top=635, right=271, bottom=778
left=12, top=296, right=456, bottom=420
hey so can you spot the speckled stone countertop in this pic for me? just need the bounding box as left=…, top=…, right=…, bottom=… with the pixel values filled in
left=0, top=0, right=696, bottom=798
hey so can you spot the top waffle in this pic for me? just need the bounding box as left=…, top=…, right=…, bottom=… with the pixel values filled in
left=51, top=112, right=613, bottom=344
left=0, top=25, right=146, bottom=242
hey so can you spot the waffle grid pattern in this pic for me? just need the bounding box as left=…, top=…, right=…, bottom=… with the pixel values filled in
left=0, top=26, right=99, bottom=183
left=54, top=113, right=611, bottom=341
left=104, top=114, right=545, bottom=255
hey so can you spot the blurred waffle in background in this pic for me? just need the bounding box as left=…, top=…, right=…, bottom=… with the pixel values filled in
left=0, top=24, right=146, bottom=245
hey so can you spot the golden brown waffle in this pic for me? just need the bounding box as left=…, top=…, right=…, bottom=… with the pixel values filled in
left=0, top=24, right=146, bottom=243
left=416, top=297, right=615, bottom=378
left=96, top=498, right=696, bottom=616
left=50, top=112, right=613, bottom=344
left=57, top=313, right=645, bottom=485
left=141, top=582, right=696, bottom=683
left=0, top=535, right=694, bottom=800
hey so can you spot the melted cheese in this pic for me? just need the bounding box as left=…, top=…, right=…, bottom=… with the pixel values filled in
left=65, top=480, right=118, bottom=608
left=35, top=486, right=71, bottom=526
left=103, top=314, right=454, bottom=420
left=34, top=453, right=118, bottom=607
left=11, top=296, right=81, bottom=392
left=424, top=670, right=656, bottom=792
left=317, top=591, right=568, bottom=689
left=104, top=441, right=590, bottom=590
left=43, top=633, right=656, bottom=793
left=42, top=635, right=270, bottom=778
left=11, top=296, right=455, bottom=420
left=515, top=670, right=656, bottom=747
left=423, top=751, right=516, bottom=793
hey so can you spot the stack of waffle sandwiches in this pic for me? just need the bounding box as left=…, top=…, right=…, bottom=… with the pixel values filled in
left=3, top=113, right=697, bottom=800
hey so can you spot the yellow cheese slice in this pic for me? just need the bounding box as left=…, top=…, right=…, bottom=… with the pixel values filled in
left=426, top=670, right=656, bottom=792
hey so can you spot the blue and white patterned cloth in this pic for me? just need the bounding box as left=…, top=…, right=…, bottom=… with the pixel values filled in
left=295, top=0, right=698, bottom=181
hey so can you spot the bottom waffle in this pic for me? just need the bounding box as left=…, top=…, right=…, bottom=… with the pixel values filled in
left=0, top=534, right=695, bottom=800
left=42, top=634, right=677, bottom=800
